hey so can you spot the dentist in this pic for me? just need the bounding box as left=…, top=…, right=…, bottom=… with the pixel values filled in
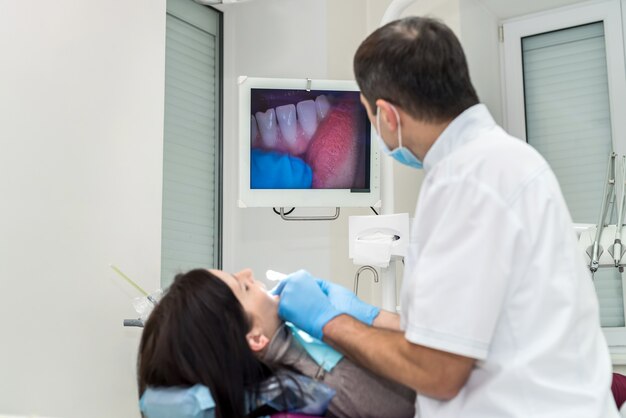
left=273, top=16, right=619, bottom=417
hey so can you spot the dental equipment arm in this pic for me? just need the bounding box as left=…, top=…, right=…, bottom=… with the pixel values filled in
left=322, top=314, right=474, bottom=400
left=589, top=152, right=616, bottom=273
left=381, top=0, right=417, bottom=26
left=614, top=156, right=626, bottom=268
left=110, top=264, right=149, bottom=297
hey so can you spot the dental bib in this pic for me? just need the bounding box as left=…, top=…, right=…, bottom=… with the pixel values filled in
left=285, top=322, right=343, bottom=372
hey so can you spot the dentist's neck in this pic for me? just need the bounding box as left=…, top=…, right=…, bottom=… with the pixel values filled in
left=403, top=117, right=451, bottom=161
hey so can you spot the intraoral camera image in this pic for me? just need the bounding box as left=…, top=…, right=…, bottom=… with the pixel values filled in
left=250, top=89, right=371, bottom=190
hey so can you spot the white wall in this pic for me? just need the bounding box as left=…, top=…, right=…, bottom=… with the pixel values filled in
left=0, top=1, right=166, bottom=417
left=367, top=0, right=461, bottom=34
left=459, top=0, right=503, bottom=125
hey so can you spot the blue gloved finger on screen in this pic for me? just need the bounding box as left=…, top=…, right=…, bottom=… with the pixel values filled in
left=314, top=277, right=380, bottom=326
left=274, top=270, right=342, bottom=340
left=250, top=149, right=313, bottom=189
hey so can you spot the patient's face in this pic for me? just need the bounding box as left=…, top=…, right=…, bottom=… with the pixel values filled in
left=210, top=269, right=280, bottom=339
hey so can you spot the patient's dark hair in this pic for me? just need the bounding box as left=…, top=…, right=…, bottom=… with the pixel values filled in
left=137, top=269, right=274, bottom=418
left=354, top=16, right=479, bottom=123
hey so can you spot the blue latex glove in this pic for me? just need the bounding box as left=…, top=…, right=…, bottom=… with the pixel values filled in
left=272, top=270, right=342, bottom=340
left=316, top=278, right=381, bottom=325
left=251, top=149, right=313, bottom=189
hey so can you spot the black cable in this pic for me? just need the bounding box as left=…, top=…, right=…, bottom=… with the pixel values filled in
left=273, top=207, right=295, bottom=216
left=370, top=207, right=379, bottom=215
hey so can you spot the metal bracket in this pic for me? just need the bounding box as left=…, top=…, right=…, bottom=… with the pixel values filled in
left=613, top=156, right=626, bottom=267
left=305, top=78, right=312, bottom=92
left=278, top=207, right=340, bottom=221
left=354, top=265, right=379, bottom=296
left=123, top=319, right=144, bottom=327
left=589, top=152, right=617, bottom=273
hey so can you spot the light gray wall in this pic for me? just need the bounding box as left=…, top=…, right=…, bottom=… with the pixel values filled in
left=0, top=1, right=166, bottom=417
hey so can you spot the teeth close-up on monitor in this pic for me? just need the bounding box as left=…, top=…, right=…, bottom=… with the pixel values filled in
left=251, top=95, right=330, bottom=156
left=250, top=90, right=367, bottom=189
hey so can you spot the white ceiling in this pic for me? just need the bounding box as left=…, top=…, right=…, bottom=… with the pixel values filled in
left=477, top=0, right=590, bottom=20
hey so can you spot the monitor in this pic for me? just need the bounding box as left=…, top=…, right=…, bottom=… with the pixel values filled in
left=238, top=76, right=380, bottom=208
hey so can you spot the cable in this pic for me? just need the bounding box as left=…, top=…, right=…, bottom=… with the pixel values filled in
left=273, top=207, right=295, bottom=216
left=370, top=207, right=379, bottom=215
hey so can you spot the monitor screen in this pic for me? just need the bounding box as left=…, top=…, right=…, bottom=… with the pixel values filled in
left=238, top=77, right=380, bottom=208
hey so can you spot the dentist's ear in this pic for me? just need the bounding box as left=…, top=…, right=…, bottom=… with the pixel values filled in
left=246, top=326, right=270, bottom=352
left=375, top=99, right=400, bottom=133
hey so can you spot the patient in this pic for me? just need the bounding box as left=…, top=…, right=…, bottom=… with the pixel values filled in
left=138, top=268, right=415, bottom=418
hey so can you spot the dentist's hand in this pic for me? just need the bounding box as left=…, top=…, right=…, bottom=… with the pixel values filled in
left=316, top=278, right=380, bottom=325
left=271, top=270, right=342, bottom=340
left=272, top=270, right=381, bottom=331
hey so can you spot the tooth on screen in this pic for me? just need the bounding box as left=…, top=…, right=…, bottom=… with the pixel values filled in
left=296, top=100, right=318, bottom=139
left=255, top=109, right=278, bottom=148
left=276, top=104, right=297, bottom=145
left=315, top=95, right=330, bottom=120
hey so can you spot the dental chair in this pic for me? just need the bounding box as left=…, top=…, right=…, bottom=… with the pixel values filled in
left=613, top=373, right=626, bottom=416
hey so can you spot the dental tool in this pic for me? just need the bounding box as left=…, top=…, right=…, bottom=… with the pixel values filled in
left=266, top=269, right=287, bottom=282
left=588, top=152, right=616, bottom=275
left=614, top=156, right=626, bottom=269
left=111, top=264, right=162, bottom=327
left=266, top=270, right=288, bottom=297
left=110, top=264, right=158, bottom=305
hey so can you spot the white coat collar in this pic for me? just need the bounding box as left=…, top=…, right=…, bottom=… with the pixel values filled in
left=422, top=104, right=496, bottom=172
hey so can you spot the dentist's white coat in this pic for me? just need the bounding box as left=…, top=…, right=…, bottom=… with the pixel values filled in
left=400, top=104, right=619, bottom=418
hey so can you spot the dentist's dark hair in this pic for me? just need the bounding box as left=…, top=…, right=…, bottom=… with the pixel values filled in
left=354, top=16, right=479, bottom=123
left=137, top=269, right=274, bottom=418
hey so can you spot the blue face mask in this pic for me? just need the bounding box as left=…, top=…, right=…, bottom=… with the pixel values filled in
left=376, top=105, right=423, bottom=169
